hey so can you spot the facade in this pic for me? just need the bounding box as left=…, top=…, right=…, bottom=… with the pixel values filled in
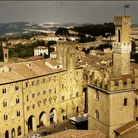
left=34, top=46, right=48, bottom=56
left=88, top=15, right=138, bottom=138
left=0, top=42, right=86, bottom=138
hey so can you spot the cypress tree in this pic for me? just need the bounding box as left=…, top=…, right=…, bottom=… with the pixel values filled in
left=0, top=43, right=3, bottom=61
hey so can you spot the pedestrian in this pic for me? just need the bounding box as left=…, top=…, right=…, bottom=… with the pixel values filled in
left=65, top=127, right=67, bottom=130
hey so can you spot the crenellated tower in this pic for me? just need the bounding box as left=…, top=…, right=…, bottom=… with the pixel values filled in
left=113, top=15, right=131, bottom=77
left=88, top=15, right=138, bottom=138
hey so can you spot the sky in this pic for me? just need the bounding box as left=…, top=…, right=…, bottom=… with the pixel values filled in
left=0, top=1, right=138, bottom=24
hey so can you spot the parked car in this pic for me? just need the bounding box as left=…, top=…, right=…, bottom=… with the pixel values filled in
left=32, top=134, right=41, bottom=138
left=40, top=131, right=51, bottom=136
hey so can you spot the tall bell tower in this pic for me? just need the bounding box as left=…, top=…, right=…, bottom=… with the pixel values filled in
left=113, top=15, right=131, bottom=77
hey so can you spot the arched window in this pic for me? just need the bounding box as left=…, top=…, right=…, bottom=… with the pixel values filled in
left=15, top=85, right=19, bottom=91
left=124, top=98, right=127, bottom=106
left=118, top=29, right=121, bottom=42
left=4, top=114, right=8, bottom=120
left=95, top=109, right=99, bottom=119
left=43, top=99, right=47, bottom=105
left=16, top=98, right=20, bottom=104
left=62, top=95, right=65, bottom=101
left=5, top=53, right=7, bottom=58
left=26, top=95, right=28, bottom=102
left=3, top=100, right=7, bottom=107
left=17, top=126, right=21, bottom=136
left=2, top=87, right=6, bottom=94
left=76, top=106, right=79, bottom=112
left=17, top=110, right=20, bottom=117
left=11, top=128, right=15, bottom=138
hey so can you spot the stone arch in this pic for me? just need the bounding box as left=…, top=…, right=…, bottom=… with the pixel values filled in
left=28, top=115, right=36, bottom=132
left=49, top=108, right=57, bottom=124
left=17, top=126, right=22, bottom=136
left=39, top=111, right=46, bottom=126
left=5, top=130, right=9, bottom=138
left=11, top=128, right=15, bottom=138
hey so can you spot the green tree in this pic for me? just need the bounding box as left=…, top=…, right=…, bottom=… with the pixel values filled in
left=55, top=28, right=69, bottom=36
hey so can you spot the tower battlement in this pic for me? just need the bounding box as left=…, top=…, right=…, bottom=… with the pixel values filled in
left=114, top=15, right=131, bottom=26
left=89, top=69, right=138, bottom=92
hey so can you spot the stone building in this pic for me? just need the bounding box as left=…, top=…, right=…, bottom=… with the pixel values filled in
left=0, top=42, right=86, bottom=138
left=88, top=15, right=138, bottom=138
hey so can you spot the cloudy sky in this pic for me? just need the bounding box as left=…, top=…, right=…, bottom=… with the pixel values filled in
left=0, top=1, right=137, bottom=24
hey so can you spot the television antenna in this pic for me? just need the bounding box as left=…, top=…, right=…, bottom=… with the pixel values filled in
left=123, top=4, right=130, bottom=15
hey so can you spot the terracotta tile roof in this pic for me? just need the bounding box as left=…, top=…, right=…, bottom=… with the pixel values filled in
left=46, top=59, right=62, bottom=66
left=114, top=121, right=138, bottom=135
left=0, top=59, right=66, bottom=84
left=44, top=129, right=106, bottom=138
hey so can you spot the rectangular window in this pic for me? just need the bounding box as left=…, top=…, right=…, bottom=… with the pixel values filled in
left=37, top=80, right=39, bottom=85
left=135, top=99, right=137, bottom=106
left=62, top=95, right=65, bottom=101
left=43, top=90, right=46, bottom=95
left=37, top=92, right=40, bottom=96
left=43, top=78, right=45, bottom=83
left=2, top=88, right=6, bottom=94
left=49, top=89, right=51, bottom=93
left=15, top=86, right=19, bottom=91
left=27, top=106, right=30, bottom=111
left=26, top=82, right=28, bottom=87
left=76, top=106, right=79, bottom=112
left=124, top=98, right=127, bottom=106
left=76, top=92, right=78, bottom=97
left=32, top=93, right=35, bottom=98
left=49, top=77, right=51, bottom=82
left=32, top=81, right=34, bottom=86
left=32, top=104, right=35, bottom=109
left=96, top=90, right=99, bottom=100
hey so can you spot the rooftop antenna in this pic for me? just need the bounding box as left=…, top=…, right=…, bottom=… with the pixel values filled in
left=123, top=3, right=130, bottom=16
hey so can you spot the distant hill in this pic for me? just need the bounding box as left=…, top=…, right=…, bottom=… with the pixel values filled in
left=0, top=22, right=137, bottom=38
left=0, top=22, right=82, bottom=38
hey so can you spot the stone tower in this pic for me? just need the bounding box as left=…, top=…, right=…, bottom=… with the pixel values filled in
left=88, top=15, right=138, bottom=138
left=113, top=15, right=131, bottom=77
left=57, top=42, right=75, bottom=70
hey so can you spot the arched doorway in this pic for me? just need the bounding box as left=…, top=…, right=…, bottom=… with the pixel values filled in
left=49, top=108, right=57, bottom=124
left=17, top=126, right=21, bottom=136
left=39, top=111, right=46, bottom=126
left=5, top=130, right=9, bottom=138
left=28, top=115, right=36, bottom=132
left=11, top=128, right=15, bottom=138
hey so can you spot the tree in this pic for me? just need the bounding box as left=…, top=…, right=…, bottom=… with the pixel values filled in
left=55, top=28, right=69, bottom=36
left=0, top=45, right=3, bottom=61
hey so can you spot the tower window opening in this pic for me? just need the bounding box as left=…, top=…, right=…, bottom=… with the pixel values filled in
left=95, top=109, right=99, bottom=119
left=95, top=90, right=99, bottom=100
left=135, top=99, right=137, bottom=106
left=124, top=98, right=127, bottom=106
left=118, top=29, right=121, bottom=42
